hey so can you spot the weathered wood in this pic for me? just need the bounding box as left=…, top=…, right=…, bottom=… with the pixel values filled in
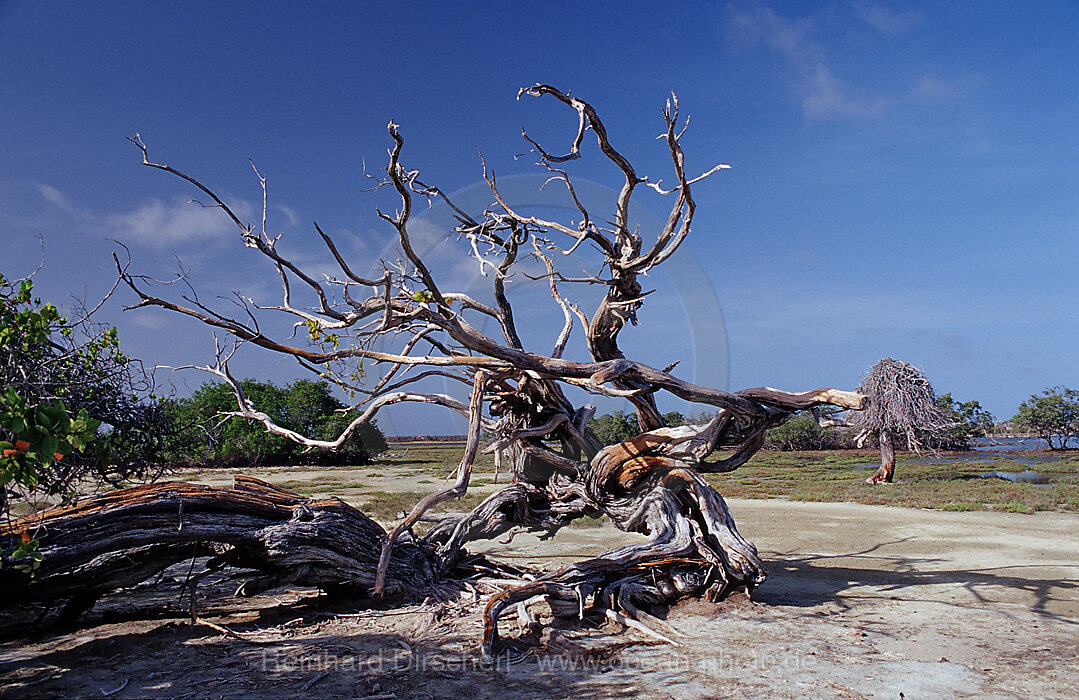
left=43, top=85, right=875, bottom=660
left=0, top=476, right=441, bottom=605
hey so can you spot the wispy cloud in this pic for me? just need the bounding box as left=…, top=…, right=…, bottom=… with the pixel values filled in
left=726, top=2, right=943, bottom=121
left=852, top=1, right=923, bottom=35
left=910, top=74, right=965, bottom=101
left=800, top=63, right=889, bottom=120
left=34, top=183, right=76, bottom=213
left=33, top=183, right=257, bottom=250
left=275, top=204, right=301, bottom=228
left=104, top=197, right=254, bottom=249
left=728, top=2, right=887, bottom=119
left=34, top=182, right=103, bottom=225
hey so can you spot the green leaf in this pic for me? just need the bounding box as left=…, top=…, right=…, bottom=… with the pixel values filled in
left=39, top=436, right=59, bottom=461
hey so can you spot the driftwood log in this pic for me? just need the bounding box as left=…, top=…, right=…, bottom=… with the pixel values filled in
left=2, top=86, right=865, bottom=659
left=0, top=477, right=446, bottom=610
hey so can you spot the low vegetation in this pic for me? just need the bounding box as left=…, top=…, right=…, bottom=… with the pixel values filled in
left=165, top=378, right=387, bottom=468
left=1, top=271, right=177, bottom=520
left=171, top=443, right=1079, bottom=519
left=707, top=450, right=1079, bottom=514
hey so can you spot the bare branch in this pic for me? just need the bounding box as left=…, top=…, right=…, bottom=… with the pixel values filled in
left=373, top=370, right=488, bottom=594
left=112, top=87, right=869, bottom=659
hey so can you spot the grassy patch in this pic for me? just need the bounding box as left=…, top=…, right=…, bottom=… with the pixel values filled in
left=999, top=502, right=1037, bottom=514
left=309, top=484, right=359, bottom=494
left=372, top=443, right=497, bottom=476
left=569, top=513, right=610, bottom=528
left=940, top=501, right=981, bottom=512
left=358, top=489, right=488, bottom=524
left=167, top=445, right=1079, bottom=516
left=706, top=449, right=1079, bottom=513
left=357, top=491, right=425, bottom=521
left=269, top=479, right=313, bottom=495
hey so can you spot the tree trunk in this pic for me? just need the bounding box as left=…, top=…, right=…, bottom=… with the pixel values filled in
left=866, top=429, right=896, bottom=484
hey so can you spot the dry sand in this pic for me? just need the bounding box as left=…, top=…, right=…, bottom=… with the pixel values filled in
left=1, top=499, right=1076, bottom=698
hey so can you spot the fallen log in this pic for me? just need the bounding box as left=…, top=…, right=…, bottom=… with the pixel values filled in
left=0, top=475, right=442, bottom=611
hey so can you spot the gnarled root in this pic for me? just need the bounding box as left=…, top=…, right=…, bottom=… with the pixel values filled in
left=480, top=466, right=765, bottom=661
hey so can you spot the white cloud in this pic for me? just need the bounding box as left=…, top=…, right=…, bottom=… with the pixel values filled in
left=32, top=183, right=254, bottom=248
left=910, top=74, right=964, bottom=101
left=852, top=1, right=923, bottom=35
left=35, top=183, right=76, bottom=213
left=729, top=2, right=814, bottom=57
left=275, top=204, right=301, bottom=228
left=105, top=197, right=254, bottom=249
left=801, top=62, right=888, bottom=119
left=728, top=3, right=886, bottom=120
left=727, top=2, right=936, bottom=121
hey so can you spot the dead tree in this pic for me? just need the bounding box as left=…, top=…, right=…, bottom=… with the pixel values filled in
left=2, top=86, right=863, bottom=659
left=849, top=357, right=950, bottom=484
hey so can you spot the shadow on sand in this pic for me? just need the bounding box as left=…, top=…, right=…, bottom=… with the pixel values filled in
left=755, top=538, right=1079, bottom=625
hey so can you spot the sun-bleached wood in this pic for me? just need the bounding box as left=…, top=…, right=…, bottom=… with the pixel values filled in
left=4, top=86, right=866, bottom=659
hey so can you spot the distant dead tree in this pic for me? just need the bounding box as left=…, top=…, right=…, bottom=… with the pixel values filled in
left=2, top=86, right=864, bottom=659
left=849, top=357, right=950, bottom=484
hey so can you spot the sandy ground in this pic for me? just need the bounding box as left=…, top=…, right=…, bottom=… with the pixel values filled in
left=1, top=499, right=1076, bottom=699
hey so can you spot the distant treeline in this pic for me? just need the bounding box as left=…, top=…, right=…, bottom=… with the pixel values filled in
left=584, top=392, right=1000, bottom=452
left=388, top=435, right=468, bottom=443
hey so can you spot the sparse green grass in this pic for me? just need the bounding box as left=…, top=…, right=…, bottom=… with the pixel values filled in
left=569, top=513, right=610, bottom=528
left=706, top=449, right=1079, bottom=513
left=170, top=444, right=1079, bottom=516
left=309, top=484, right=358, bottom=494
left=378, top=444, right=497, bottom=476
left=357, top=489, right=488, bottom=523
left=356, top=491, right=424, bottom=520
left=940, top=501, right=982, bottom=512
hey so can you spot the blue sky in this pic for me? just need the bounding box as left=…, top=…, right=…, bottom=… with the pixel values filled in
left=2, top=1, right=1077, bottom=434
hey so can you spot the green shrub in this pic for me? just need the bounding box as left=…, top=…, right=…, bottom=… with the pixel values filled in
left=1, top=272, right=175, bottom=512
left=927, top=393, right=996, bottom=450
left=1011, top=386, right=1078, bottom=450
left=167, top=378, right=386, bottom=467
left=764, top=412, right=855, bottom=450
left=587, top=410, right=686, bottom=446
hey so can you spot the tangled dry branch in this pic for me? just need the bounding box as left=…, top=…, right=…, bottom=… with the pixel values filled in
left=848, top=357, right=951, bottom=484
left=4, top=85, right=865, bottom=659
left=849, top=357, right=950, bottom=447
